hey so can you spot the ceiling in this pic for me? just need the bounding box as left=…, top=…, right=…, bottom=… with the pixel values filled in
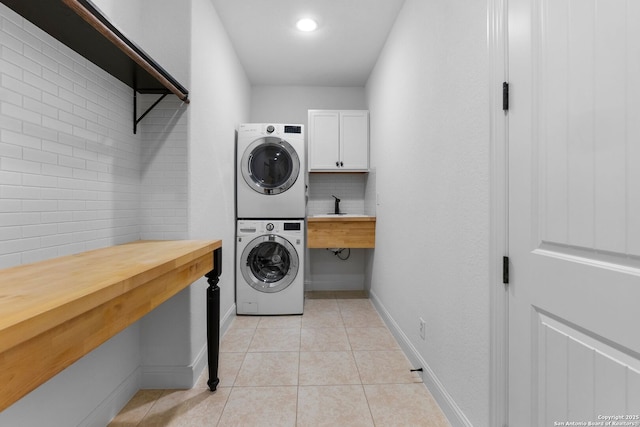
left=209, top=0, right=406, bottom=87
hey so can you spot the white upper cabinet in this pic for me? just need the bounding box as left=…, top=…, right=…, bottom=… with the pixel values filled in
left=308, top=111, right=341, bottom=170
left=308, top=110, right=369, bottom=172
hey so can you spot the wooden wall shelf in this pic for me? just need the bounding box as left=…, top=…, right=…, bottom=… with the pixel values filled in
left=1, top=0, right=190, bottom=133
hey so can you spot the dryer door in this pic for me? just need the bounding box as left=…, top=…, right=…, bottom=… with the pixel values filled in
left=240, top=234, right=299, bottom=293
left=241, top=137, right=300, bottom=195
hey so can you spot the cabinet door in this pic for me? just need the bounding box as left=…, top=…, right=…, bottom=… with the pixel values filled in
left=308, top=111, right=340, bottom=171
left=339, top=111, right=369, bottom=170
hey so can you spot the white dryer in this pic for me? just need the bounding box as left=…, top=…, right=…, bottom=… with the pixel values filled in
left=236, top=123, right=305, bottom=219
left=236, top=219, right=304, bottom=315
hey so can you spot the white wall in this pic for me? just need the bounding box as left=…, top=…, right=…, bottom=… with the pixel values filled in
left=0, top=4, right=142, bottom=425
left=251, top=85, right=370, bottom=291
left=0, top=0, right=249, bottom=423
left=188, top=0, right=251, bottom=362
left=250, top=85, right=366, bottom=125
left=366, top=0, right=490, bottom=426
left=135, top=2, right=193, bottom=390
left=90, top=0, right=142, bottom=52
left=139, top=96, right=189, bottom=241
left=138, top=95, right=193, bottom=389
left=91, top=0, right=189, bottom=85
left=0, top=325, right=141, bottom=427
left=0, top=5, right=141, bottom=268
left=306, top=172, right=370, bottom=291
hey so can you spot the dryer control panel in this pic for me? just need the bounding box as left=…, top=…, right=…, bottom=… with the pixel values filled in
left=237, top=220, right=304, bottom=235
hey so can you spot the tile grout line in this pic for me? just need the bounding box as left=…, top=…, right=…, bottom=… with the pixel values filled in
left=113, top=297, right=444, bottom=425
left=212, top=386, right=231, bottom=427
left=296, top=319, right=301, bottom=427
left=362, top=382, right=378, bottom=427
left=134, top=391, right=160, bottom=427
left=214, top=324, right=254, bottom=427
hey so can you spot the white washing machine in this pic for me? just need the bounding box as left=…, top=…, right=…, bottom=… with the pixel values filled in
left=237, top=123, right=305, bottom=219
left=236, top=219, right=304, bottom=315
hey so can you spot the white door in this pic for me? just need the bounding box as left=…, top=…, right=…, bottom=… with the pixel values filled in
left=508, top=0, right=640, bottom=425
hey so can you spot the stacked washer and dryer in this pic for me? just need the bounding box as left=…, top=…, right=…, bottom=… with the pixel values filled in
left=235, top=124, right=306, bottom=315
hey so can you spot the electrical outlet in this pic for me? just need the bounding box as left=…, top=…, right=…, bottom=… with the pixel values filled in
left=419, top=317, right=426, bottom=340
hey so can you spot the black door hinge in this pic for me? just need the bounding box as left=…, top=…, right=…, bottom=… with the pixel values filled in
left=502, top=82, right=509, bottom=111
left=503, top=256, right=509, bottom=284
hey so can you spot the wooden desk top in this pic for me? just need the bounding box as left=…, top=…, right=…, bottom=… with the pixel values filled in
left=0, top=239, right=221, bottom=355
left=0, top=239, right=221, bottom=410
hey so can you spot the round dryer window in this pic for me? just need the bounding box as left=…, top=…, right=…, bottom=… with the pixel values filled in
left=241, top=235, right=299, bottom=293
left=241, top=137, right=300, bottom=195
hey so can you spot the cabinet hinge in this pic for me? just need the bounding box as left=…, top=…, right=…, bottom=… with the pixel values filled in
left=502, top=82, right=509, bottom=111
left=502, top=256, right=509, bottom=285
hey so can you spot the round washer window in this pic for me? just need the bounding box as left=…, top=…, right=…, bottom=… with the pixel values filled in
left=241, top=137, right=300, bottom=195
left=241, top=235, right=299, bottom=293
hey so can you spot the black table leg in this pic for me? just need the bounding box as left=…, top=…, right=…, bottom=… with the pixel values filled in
left=205, top=247, right=222, bottom=392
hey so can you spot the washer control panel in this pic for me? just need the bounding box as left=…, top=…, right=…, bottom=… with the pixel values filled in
left=237, top=220, right=304, bottom=235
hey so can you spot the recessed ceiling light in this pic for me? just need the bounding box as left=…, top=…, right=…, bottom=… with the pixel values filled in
left=296, top=18, right=318, bottom=32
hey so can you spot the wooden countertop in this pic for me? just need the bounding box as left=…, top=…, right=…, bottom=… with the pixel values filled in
left=307, top=216, right=376, bottom=222
left=307, top=217, right=376, bottom=248
left=0, top=239, right=221, bottom=411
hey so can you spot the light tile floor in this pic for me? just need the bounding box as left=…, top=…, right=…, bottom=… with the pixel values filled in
left=109, top=296, right=451, bottom=426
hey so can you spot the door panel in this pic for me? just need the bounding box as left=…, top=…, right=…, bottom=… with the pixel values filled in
left=508, top=0, right=640, bottom=424
left=540, top=0, right=636, bottom=254
left=308, top=111, right=340, bottom=170
left=536, top=310, right=640, bottom=424
left=340, top=111, right=369, bottom=170
left=628, top=0, right=640, bottom=256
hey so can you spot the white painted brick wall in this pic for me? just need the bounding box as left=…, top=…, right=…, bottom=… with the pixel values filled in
left=307, top=173, right=367, bottom=215
left=140, top=96, right=189, bottom=240
left=0, top=4, right=142, bottom=268
left=364, top=167, right=377, bottom=216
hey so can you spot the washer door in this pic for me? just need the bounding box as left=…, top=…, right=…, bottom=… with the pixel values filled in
left=241, top=235, right=299, bottom=293
left=241, top=137, right=300, bottom=195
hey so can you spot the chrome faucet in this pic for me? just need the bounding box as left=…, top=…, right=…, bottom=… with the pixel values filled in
left=332, top=195, right=341, bottom=215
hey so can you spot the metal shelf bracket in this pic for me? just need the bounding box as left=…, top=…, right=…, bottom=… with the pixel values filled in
left=133, top=88, right=169, bottom=134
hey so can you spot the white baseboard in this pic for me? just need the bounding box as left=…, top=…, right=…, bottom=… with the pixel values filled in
left=221, top=302, right=236, bottom=335
left=191, top=343, right=209, bottom=385
left=78, top=305, right=239, bottom=426
left=141, top=303, right=238, bottom=389
left=79, top=367, right=140, bottom=427
left=369, top=290, right=473, bottom=427
left=141, top=363, right=196, bottom=389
